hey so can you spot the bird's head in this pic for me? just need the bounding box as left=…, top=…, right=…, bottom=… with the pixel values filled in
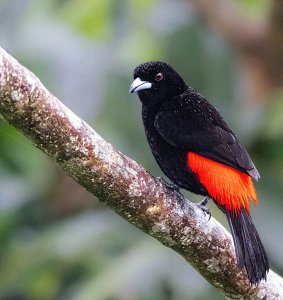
left=129, top=61, right=187, bottom=107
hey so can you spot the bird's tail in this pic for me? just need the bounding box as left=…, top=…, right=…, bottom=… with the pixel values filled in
left=226, top=208, right=269, bottom=284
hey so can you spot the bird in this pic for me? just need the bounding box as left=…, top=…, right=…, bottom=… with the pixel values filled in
left=129, top=61, right=269, bottom=285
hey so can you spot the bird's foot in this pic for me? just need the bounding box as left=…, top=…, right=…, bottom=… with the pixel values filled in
left=157, top=177, right=186, bottom=209
left=197, top=197, right=211, bottom=220
left=157, top=177, right=180, bottom=190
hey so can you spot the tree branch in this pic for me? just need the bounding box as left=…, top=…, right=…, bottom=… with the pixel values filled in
left=0, top=47, right=282, bottom=299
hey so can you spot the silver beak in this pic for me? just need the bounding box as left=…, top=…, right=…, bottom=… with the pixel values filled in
left=129, top=77, right=152, bottom=93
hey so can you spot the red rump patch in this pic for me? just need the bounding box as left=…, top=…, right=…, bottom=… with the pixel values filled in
left=187, top=152, right=258, bottom=214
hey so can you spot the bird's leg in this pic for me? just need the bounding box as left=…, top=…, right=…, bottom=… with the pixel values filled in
left=197, top=197, right=211, bottom=220
left=157, top=177, right=186, bottom=208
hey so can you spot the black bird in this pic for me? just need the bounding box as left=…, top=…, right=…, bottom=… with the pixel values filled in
left=129, top=61, right=269, bottom=284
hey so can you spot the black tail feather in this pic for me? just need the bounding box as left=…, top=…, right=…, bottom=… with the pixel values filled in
left=226, top=209, right=269, bottom=284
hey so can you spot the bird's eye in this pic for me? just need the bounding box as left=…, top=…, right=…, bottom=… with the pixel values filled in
left=155, top=73, right=163, bottom=81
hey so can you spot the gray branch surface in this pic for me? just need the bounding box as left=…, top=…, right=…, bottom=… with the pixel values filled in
left=0, top=47, right=282, bottom=299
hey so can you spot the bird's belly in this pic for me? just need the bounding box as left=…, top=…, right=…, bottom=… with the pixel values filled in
left=147, top=133, right=207, bottom=196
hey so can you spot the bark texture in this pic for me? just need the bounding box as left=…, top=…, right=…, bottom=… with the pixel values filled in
left=0, top=47, right=282, bottom=299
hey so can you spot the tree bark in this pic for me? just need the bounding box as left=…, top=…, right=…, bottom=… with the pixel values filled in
left=0, top=47, right=282, bottom=299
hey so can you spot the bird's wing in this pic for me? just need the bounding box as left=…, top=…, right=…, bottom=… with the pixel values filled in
left=154, top=95, right=260, bottom=180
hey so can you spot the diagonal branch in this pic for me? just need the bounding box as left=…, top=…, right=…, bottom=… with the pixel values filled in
left=0, top=47, right=282, bottom=299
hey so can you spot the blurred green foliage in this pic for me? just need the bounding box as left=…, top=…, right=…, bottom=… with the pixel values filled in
left=0, top=0, right=282, bottom=299
left=59, top=0, right=112, bottom=39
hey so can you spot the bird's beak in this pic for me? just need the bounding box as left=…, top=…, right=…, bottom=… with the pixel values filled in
left=129, top=77, right=152, bottom=93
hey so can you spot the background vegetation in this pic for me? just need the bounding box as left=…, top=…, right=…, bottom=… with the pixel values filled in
left=0, top=1, right=282, bottom=299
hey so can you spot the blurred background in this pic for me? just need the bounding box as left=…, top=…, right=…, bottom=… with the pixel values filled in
left=0, top=0, right=283, bottom=299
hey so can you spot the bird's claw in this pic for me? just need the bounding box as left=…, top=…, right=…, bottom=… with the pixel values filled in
left=156, top=177, right=180, bottom=190
left=157, top=177, right=186, bottom=209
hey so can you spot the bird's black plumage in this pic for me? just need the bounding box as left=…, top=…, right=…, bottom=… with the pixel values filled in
left=129, top=61, right=268, bottom=284
left=154, top=88, right=260, bottom=180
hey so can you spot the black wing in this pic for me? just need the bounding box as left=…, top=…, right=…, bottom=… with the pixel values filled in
left=154, top=92, right=260, bottom=180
